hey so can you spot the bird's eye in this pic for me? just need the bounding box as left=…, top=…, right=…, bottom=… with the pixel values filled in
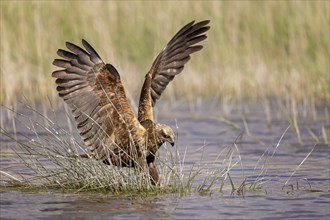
left=162, top=129, right=169, bottom=138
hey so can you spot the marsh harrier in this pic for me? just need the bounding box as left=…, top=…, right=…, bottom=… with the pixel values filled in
left=52, top=20, right=210, bottom=184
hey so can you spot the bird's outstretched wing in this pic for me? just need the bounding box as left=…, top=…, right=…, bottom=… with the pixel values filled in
left=52, top=40, right=146, bottom=163
left=138, top=20, right=210, bottom=122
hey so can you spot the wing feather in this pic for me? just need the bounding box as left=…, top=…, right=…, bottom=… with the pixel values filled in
left=52, top=39, right=146, bottom=161
left=138, top=20, right=210, bottom=123
left=52, top=70, right=85, bottom=80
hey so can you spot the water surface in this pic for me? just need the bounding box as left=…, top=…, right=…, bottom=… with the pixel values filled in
left=1, top=101, right=329, bottom=219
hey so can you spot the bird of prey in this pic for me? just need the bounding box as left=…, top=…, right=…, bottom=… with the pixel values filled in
left=52, top=20, right=210, bottom=185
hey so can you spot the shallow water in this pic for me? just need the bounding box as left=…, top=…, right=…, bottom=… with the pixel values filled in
left=1, top=101, right=329, bottom=219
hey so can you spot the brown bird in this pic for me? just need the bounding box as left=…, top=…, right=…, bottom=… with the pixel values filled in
left=52, top=20, right=210, bottom=185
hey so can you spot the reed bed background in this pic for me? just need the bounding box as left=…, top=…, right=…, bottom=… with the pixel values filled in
left=1, top=1, right=329, bottom=108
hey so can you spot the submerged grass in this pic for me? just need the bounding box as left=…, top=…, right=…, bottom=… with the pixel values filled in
left=1, top=1, right=329, bottom=108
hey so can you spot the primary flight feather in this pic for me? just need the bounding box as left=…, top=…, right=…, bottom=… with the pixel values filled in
left=52, top=20, right=210, bottom=184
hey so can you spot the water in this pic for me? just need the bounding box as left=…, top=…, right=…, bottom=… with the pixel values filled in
left=1, top=101, right=329, bottom=219
left=1, top=190, right=329, bottom=219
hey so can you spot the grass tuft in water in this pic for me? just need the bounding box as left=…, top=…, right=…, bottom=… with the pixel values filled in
left=0, top=104, right=246, bottom=195
left=1, top=102, right=321, bottom=196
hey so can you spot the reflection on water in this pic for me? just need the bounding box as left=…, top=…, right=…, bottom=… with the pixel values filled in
left=1, top=101, right=329, bottom=219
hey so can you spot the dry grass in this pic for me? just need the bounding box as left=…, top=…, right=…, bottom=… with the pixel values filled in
left=0, top=1, right=329, bottom=108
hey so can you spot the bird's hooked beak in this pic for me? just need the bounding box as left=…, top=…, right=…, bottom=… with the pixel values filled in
left=168, top=137, right=175, bottom=147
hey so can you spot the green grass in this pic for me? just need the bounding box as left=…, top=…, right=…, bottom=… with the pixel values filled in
left=0, top=1, right=329, bottom=108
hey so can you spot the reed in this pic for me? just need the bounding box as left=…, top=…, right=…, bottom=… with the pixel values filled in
left=321, top=126, right=328, bottom=145
left=1, top=1, right=329, bottom=108
left=307, top=127, right=320, bottom=144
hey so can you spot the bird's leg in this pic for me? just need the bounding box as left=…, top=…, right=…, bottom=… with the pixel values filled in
left=136, top=156, right=158, bottom=185
left=136, top=154, right=148, bottom=183
left=148, top=162, right=159, bottom=185
left=146, top=154, right=159, bottom=185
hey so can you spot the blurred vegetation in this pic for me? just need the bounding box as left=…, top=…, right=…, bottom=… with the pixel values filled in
left=0, top=1, right=329, bottom=107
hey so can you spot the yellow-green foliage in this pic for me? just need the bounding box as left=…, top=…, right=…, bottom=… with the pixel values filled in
left=1, top=1, right=329, bottom=106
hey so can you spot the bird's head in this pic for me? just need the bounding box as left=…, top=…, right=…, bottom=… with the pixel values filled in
left=155, top=124, right=175, bottom=147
